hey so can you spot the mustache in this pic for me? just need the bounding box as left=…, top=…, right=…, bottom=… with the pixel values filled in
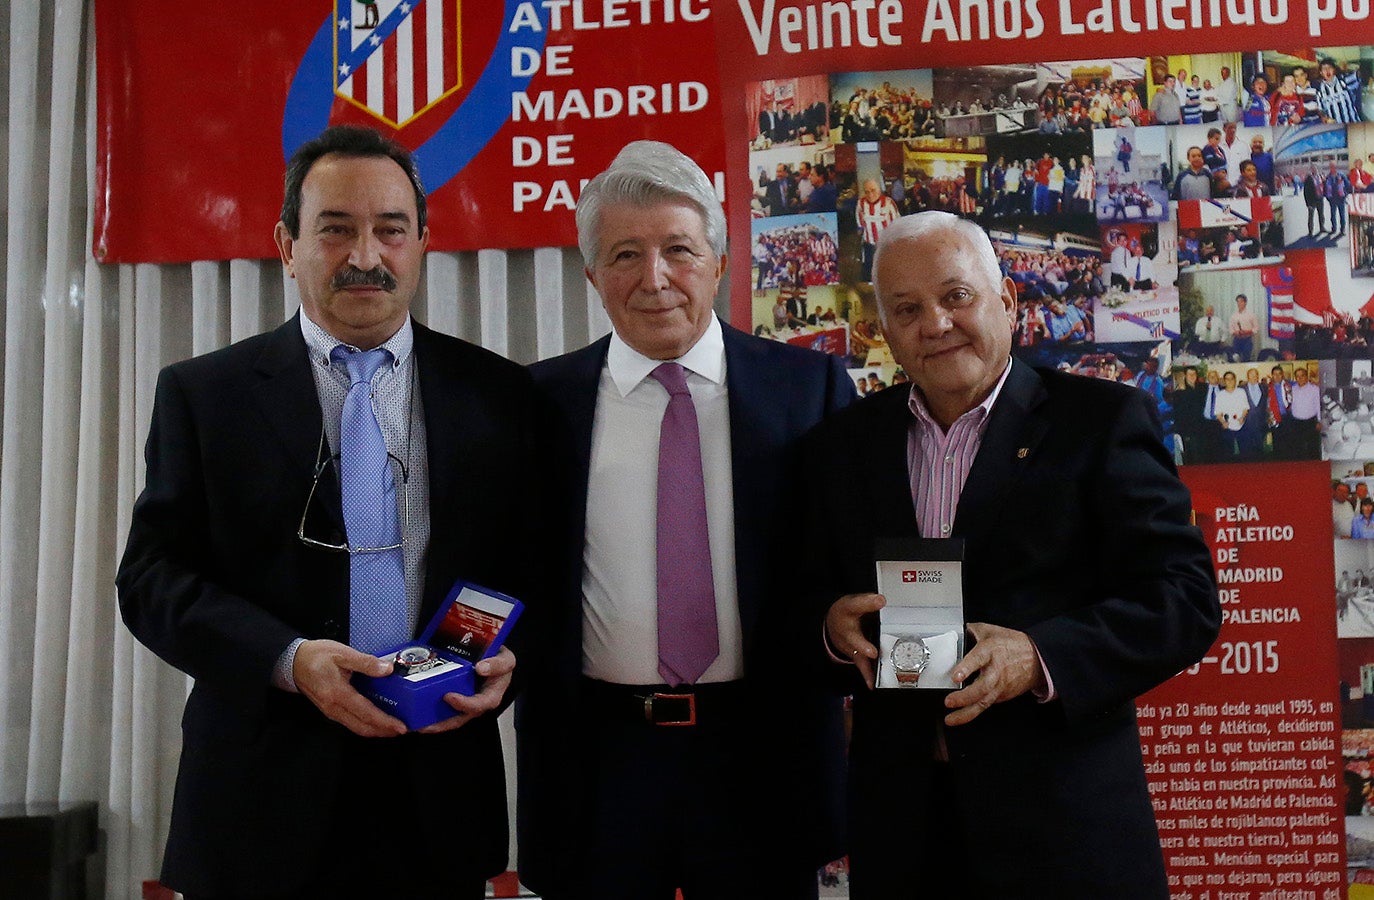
left=331, top=266, right=398, bottom=292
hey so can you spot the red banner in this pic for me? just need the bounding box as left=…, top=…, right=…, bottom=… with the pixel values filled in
left=1145, top=462, right=1343, bottom=898
left=93, top=0, right=724, bottom=263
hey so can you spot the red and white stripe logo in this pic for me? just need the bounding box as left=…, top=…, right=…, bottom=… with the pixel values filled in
left=335, top=0, right=461, bottom=128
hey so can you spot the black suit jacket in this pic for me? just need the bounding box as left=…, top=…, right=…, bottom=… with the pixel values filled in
left=764, top=177, right=791, bottom=216
left=758, top=109, right=777, bottom=140
left=516, top=323, right=855, bottom=891
left=801, top=361, right=1220, bottom=898
left=117, top=316, right=541, bottom=895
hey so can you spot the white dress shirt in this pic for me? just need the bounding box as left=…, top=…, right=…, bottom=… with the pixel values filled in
left=1195, top=315, right=1226, bottom=342
left=1110, top=244, right=1130, bottom=280
left=582, top=315, right=744, bottom=684
left=1129, top=254, right=1155, bottom=285
left=1216, top=388, right=1249, bottom=430
left=1217, top=76, right=1239, bottom=121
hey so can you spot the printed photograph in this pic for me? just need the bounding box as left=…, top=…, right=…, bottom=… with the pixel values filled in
left=1175, top=197, right=1284, bottom=272
left=998, top=225, right=1104, bottom=346
left=749, top=144, right=837, bottom=218
left=748, top=75, right=832, bottom=149
left=1093, top=125, right=1169, bottom=222
left=1322, top=360, right=1374, bottom=462
left=1291, top=248, right=1374, bottom=358
left=1337, top=516, right=1374, bottom=627
left=830, top=69, right=935, bottom=143
left=1175, top=265, right=1290, bottom=362
left=1246, top=48, right=1367, bottom=128
left=983, top=131, right=1093, bottom=222
left=1142, top=53, right=1244, bottom=126
left=1030, top=58, right=1151, bottom=131
left=930, top=65, right=1042, bottom=137
left=1273, top=122, right=1352, bottom=248
left=1172, top=359, right=1320, bottom=464
left=1102, top=220, right=1175, bottom=285
left=893, top=137, right=986, bottom=216
left=750, top=213, right=844, bottom=350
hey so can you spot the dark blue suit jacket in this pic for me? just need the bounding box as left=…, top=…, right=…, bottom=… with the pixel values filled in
left=117, top=315, right=542, bottom=895
left=516, top=322, right=855, bottom=891
left=800, top=360, right=1220, bottom=898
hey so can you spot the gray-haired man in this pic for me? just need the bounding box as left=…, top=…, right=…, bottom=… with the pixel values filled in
left=516, top=141, right=854, bottom=899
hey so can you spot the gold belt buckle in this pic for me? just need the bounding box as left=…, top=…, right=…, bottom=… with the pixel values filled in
left=642, top=692, right=696, bottom=726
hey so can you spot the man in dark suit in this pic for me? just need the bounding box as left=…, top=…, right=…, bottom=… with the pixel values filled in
left=116, top=126, right=539, bottom=899
left=812, top=212, right=1219, bottom=898
left=517, top=141, right=854, bottom=899
left=763, top=162, right=794, bottom=216
left=757, top=101, right=781, bottom=143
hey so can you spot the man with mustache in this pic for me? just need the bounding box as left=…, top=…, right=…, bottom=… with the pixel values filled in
left=117, top=125, right=541, bottom=898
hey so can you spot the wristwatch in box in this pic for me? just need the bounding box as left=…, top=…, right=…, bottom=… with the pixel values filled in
left=392, top=645, right=442, bottom=678
left=891, top=636, right=931, bottom=687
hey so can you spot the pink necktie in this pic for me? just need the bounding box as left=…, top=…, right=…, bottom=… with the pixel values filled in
left=650, top=363, right=719, bottom=686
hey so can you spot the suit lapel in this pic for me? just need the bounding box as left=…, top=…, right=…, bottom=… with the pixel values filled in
left=721, top=326, right=790, bottom=645
left=867, top=387, right=921, bottom=537
left=540, top=337, right=609, bottom=680
left=250, top=315, right=333, bottom=521
left=953, top=360, right=1049, bottom=543
left=559, top=339, right=609, bottom=515
left=413, top=322, right=503, bottom=624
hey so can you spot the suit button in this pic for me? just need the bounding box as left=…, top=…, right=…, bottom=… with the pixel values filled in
left=323, top=619, right=341, bottom=639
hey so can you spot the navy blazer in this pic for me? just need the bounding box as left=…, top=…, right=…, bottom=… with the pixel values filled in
left=801, top=360, right=1220, bottom=898
left=515, top=322, right=855, bottom=892
left=117, top=315, right=542, bottom=895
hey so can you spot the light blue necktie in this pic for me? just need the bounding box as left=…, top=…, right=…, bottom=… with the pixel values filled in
left=333, top=346, right=407, bottom=655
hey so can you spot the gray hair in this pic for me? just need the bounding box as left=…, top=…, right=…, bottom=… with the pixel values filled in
left=576, top=140, right=726, bottom=267
left=872, top=212, right=1001, bottom=323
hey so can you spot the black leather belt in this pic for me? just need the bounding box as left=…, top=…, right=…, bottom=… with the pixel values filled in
left=580, top=677, right=748, bottom=727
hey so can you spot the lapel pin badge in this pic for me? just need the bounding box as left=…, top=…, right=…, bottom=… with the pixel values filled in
left=1016, top=447, right=1029, bottom=459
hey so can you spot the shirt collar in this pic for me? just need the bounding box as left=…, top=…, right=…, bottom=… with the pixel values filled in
left=907, top=357, right=1013, bottom=433
left=607, top=313, right=725, bottom=397
left=300, top=311, right=413, bottom=372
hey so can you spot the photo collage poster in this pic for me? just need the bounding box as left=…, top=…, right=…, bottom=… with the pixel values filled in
left=742, top=49, right=1374, bottom=876
left=743, top=51, right=1374, bottom=436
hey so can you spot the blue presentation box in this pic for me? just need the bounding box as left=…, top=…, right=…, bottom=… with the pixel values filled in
left=355, top=580, right=523, bottom=730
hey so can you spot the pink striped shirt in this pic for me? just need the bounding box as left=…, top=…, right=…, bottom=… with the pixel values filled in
left=905, top=359, right=1055, bottom=702
left=825, top=359, right=1053, bottom=704
left=906, top=360, right=1013, bottom=536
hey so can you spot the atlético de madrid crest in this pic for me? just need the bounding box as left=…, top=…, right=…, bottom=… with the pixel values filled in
left=284, top=1, right=542, bottom=198
left=334, top=0, right=461, bottom=128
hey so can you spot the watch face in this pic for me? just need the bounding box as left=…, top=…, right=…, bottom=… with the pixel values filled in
left=394, top=645, right=441, bottom=677
left=891, top=637, right=930, bottom=673
left=396, top=646, right=435, bottom=667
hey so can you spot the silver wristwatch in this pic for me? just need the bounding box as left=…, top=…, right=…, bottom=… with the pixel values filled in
left=392, top=645, right=441, bottom=678
left=891, top=636, right=931, bottom=687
